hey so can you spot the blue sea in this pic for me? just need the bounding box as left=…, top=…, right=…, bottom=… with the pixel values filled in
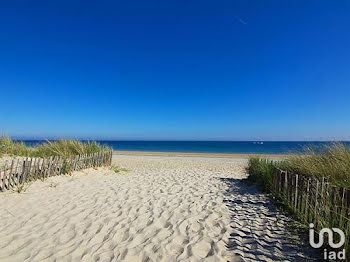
left=21, top=141, right=350, bottom=154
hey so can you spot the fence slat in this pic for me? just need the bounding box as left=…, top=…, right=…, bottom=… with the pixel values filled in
left=272, top=168, right=350, bottom=254
left=0, top=151, right=112, bottom=192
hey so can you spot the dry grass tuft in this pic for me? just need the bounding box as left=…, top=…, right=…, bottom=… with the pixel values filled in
left=109, top=165, right=130, bottom=174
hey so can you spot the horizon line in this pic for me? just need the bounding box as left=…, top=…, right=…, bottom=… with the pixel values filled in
left=9, top=138, right=350, bottom=143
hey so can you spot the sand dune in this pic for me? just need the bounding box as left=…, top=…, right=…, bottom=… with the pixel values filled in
left=0, top=155, right=316, bottom=261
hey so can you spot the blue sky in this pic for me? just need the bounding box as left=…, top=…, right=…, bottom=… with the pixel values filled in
left=1, top=0, right=349, bottom=141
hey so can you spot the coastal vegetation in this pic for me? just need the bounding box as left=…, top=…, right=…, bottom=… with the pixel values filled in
left=109, top=165, right=130, bottom=174
left=0, top=136, right=113, bottom=192
left=0, top=135, right=110, bottom=158
left=247, top=157, right=276, bottom=192
left=248, top=143, right=350, bottom=188
left=248, top=143, right=350, bottom=258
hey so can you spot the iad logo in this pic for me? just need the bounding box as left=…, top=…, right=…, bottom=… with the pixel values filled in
left=309, top=223, right=346, bottom=260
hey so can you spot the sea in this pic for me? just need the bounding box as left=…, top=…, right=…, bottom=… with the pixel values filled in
left=21, top=141, right=350, bottom=155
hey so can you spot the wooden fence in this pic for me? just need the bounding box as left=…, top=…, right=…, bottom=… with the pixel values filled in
left=0, top=150, right=113, bottom=192
left=272, top=168, right=350, bottom=252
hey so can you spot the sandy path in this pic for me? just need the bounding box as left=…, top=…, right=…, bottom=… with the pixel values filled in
left=222, top=179, right=317, bottom=261
left=0, top=155, right=316, bottom=261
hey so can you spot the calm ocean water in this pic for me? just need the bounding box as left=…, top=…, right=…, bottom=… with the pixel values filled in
left=21, top=141, right=350, bottom=154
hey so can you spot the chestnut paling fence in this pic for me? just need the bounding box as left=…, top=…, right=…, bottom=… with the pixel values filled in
left=0, top=150, right=113, bottom=191
left=272, top=168, right=350, bottom=252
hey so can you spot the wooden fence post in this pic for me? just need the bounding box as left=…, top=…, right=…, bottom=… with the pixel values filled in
left=1, top=150, right=112, bottom=192
left=295, top=174, right=298, bottom=211
left=314, top=180, right=319, bottom=228
left=304, top=179, right=310, bottom=223
left=4, top=161, right=8, bottom=190
left=284, top=171, right=288, bottom=198
left=0, top=169, right=2, bottom=191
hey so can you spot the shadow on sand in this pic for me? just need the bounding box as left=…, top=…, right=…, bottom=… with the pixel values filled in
left=219, top=178, right=319, bottom=261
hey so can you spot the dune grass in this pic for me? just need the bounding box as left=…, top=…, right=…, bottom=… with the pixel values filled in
left=248, top=142, right=350, bottom=190
left=109, top=165, right=130, bottom=174
left=248, top=143, right=350, bottom=258
left=0, top=135, right=110, bottom=158
left=247, top=158, right=276, bottom=192
left=281, top=143, right=350, bottom=188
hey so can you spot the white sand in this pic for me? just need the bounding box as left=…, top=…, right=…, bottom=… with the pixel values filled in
left=0, top=155, right=316, bottom=261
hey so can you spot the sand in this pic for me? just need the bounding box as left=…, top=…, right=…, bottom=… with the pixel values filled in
left=0, top=154, right=316, bottom=261
left=112, top=151, right=289, bottom=160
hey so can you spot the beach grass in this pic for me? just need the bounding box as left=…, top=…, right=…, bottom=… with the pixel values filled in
left=0, top=135, right=110, bottom=158
left=109, top=165, right=130, bottom=174
left=281, top=143, right=350, bottom=188
left=247, top=157, right=276, bottom=192
left=248, top=143, right=350, bottom=257
left=248, top=142, right=350, bottom=189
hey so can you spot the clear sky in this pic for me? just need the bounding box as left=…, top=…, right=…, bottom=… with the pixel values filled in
left=1, top=0, right=349, bottom=141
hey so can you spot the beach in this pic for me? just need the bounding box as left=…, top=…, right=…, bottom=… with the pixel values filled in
left=112, top=151, right=289, bottom=160
left=0, top=154, right=316, bottom=261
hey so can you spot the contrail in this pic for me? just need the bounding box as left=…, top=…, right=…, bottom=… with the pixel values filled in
left=234, top=16, right=247, bottom=25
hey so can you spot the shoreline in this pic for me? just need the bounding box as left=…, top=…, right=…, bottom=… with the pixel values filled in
left=113, top=150, right=291, bottom=159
